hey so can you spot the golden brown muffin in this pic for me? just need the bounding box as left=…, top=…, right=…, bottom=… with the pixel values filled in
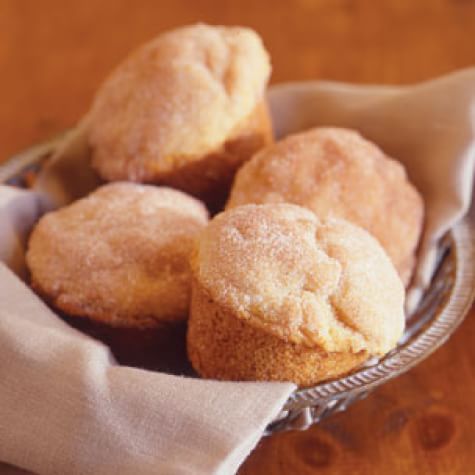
left=227, top=128, right=424, bottom=285
left=26, top=183, right=208, bottom=327
left=88, top=24, right=273, bottom=206
left=187, top=204, right=405, bottom=387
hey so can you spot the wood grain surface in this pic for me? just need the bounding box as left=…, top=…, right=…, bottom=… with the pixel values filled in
left=1, top=1, right=474, bottom=474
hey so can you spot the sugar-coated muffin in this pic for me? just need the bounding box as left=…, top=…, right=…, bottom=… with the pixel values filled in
left=89, top=24, right=273, bottom=205
left=26, top=183, right=208, bottom=327
left=227, top=128, right=424, bottom=285
left=187, top=204, right=405, bottom=387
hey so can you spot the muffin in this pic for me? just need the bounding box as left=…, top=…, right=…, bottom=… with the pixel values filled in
left=187, top=204, right=405, bottom=387
left=88, top=24, right=273, bottom=207
left=227, top=128, right=424, bottom=285
left=26, top=183, right=208, bottom=327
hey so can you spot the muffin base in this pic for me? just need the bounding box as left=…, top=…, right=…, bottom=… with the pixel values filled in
left=61, top=313, right=192, bottom=375
left=150, top=100, right=273, bottom=213
left=30, top=275, right=189, bottom=329
left=187, top=281, right=368, bottom=388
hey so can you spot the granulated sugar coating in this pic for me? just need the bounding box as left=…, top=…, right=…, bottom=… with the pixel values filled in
left=88, top=24, right=272, bottom=200
left=227, top=127, right=424, bottom=285
left=188, top=204, right=405, bottom=386
left=26, top=183, right=209, bottom=327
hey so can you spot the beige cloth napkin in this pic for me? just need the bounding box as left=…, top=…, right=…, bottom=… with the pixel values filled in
left=0, top=211, right=293, bottom=475
left=269, top=68, right=475, bottom=309
left=0, top=141, right=295, bottom=474
left=1, top=68, right=474, bottom=475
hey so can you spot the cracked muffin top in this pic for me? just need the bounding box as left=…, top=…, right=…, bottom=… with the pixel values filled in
left=226, top=127, right=424, bottom=285
left=26, top=183, right=209, bottom=327
left=191, top=203, right=405, bottom=355
left=89, top=23, right=271, bottom=182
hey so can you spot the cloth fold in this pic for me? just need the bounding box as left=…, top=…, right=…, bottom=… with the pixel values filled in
left=0, top=261, right=293, bottom=475
left=269, top=68, right=475, bottom=309
left=1, top=69, right=475, bottom=475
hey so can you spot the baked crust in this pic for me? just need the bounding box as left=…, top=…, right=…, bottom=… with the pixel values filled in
left=227, top=127, right=424, bottom=285
left=188, top=282, right=368, bottom=387
left=188, top=204, right=405, bottom=385
left=26, top=183, right=208, bottom=327
left=153, top=100, right=272, bottom=209
left=89, top=24, right=272, bottom=200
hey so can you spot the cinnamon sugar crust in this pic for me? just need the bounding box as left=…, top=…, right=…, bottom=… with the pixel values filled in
left=26, top=183, right=208, bottom=327
left=227, top=128, right=424, bottom=285
left=89, top=24, right=272, bottom=199
left=190, top=204, right=405, bottom=361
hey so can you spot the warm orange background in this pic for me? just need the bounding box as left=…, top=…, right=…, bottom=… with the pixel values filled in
left=1, top=1, right=475, bottom=474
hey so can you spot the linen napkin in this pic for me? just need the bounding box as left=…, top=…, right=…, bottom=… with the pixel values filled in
left=269, top=68, right=475, bottom=309
left=0, top=132, right=296, bottom=474
left=0, top=215, right=293, bottom=475
left=1, top=68, right=474, bottom=475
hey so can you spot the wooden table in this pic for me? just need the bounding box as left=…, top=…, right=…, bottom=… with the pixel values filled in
left=1, top=1, right=474, bottom=474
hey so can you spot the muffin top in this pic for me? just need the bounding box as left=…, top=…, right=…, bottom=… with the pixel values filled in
left=192, top=203, right=405, bottom=355
left=27, top=183, right=209, bottom=327
left=227, top=127, right=424, bottom=284
left=89, top=23, right=271, bottom=181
